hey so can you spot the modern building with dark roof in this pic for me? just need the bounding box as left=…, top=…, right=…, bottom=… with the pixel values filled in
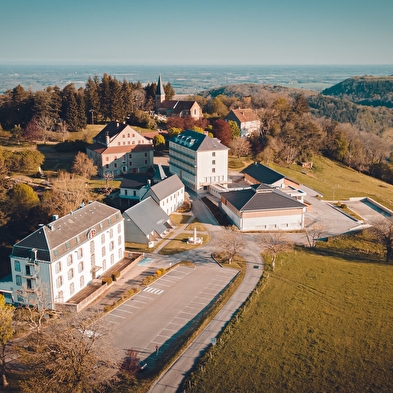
left=169, top=130, right=229, bottom=192
left=123, top=197, right=174, bottom=247
left=221, top=184, right=306, bottom=231
left=242, top=162, right=285, bottom=187
left=86, top=121, right=154, bottom=177
left=2, top=202, right=124, bottom=309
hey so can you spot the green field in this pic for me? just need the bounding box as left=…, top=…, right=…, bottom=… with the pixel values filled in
left=185, top=235, right=393, bottom=392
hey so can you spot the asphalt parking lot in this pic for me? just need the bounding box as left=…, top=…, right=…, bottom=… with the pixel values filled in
left=103, top=263, right=239, bottom=364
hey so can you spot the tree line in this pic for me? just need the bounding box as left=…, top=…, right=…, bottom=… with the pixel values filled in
left=0, top=74, right=176, bottom=135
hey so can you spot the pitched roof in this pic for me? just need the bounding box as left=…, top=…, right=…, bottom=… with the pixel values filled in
left=123, top=197, right=170, bottom=236
left=157, top=74, right=165, bottom=96
left=222, top=185, right=305, bottom=212
left=170, top=130, right=229, bottom=152
left=144, top=174, right=184, bottom=201
left=87, top=143, right=153, bottom=155
left=92, top=121, right=130, bottom=145
left=120, top=174, right=153, bottom=190
left=158, top=100, right=196, bottom=112
left=11, top=202, right=121, bottom=262
left=241, top=162, right=284, bottom=185
left=228, top=108, right=260, bottom=123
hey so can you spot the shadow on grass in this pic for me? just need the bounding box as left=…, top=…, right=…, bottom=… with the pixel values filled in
left=304, top=244, right=389, bottom=266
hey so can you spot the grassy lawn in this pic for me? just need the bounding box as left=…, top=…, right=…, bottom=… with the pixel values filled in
left=170, top=213, right=193, bottom=226
left=185, top=233, right=393, bottom=393
left=158, top=233, right=210, bottom=255
left=269, top=155, right=393, bottom=207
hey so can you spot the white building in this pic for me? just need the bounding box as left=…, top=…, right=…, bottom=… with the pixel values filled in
left=169, top=130, right=229, bottom=192
left=3, top=202, right=124, bottom=309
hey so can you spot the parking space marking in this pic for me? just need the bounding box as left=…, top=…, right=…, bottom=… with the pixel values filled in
left=115, top=308, right=133, bottom=314
left=109, top=313, right=126, bottom=319
left=143, top=287, right=164, bottom=295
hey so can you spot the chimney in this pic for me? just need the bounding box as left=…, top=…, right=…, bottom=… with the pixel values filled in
left=105, top=131, right=110, bottom=147
left=52, top=214, right=59, bottom=221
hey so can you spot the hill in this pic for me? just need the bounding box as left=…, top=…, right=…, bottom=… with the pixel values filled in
left=321, top=75, right=393, bottom=108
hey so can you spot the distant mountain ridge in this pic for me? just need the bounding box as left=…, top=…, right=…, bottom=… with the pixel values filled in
left=321, top=75, right=393, bottom=108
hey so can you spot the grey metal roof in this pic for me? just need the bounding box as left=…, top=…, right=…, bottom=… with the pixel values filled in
left=170, top=130, right=228, bottom=152
left=144, top=174, right=184, bottom=201
left=11, top=202, right=122, bottom=262
left=123, top=197, right=170, bottom=236
left=241, top=162, right=285, bottom=185
left=222, top=186, right=305, bottom=212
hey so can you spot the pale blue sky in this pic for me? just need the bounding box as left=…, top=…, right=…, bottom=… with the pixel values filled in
left=1, top=0, right=392, bottom=65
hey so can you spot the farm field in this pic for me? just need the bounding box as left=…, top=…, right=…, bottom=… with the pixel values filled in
left=186, top=234, right=393, bottom=392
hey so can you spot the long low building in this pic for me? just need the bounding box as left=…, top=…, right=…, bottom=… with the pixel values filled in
left=221, top=184, right=306, bottom=231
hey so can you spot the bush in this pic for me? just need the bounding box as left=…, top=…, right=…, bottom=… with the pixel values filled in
left=112, top=271, right=120, bottom=281
left=102, top=277, right=113, bottom=285
left=155, top=269, right=162, bottom=277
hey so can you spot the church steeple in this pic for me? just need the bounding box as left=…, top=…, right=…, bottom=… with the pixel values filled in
left=156, top=74, right=165, bottom=111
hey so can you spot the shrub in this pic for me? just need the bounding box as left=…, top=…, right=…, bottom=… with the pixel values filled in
left=112, top=271, right=120, bottom=281
left=102, top=277, right=113, bottom=285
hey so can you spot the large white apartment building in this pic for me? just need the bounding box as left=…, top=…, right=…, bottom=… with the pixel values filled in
left=2, top=201, right=124, bottom=309
left=169, top=130, right=229, bottom=192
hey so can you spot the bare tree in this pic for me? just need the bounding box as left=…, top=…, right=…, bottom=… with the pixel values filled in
left=370, top=217, right=393, bottom=262
left=17, top=278, right=51, bottom=335
left=230, top=137, right=251, bottom=158
left=0, top=295, right=14, bottom=388
left=72, top=152, right=98, bottom=179
left=19, top=311, right=119, bottom=393
left=42, top=171, right=92, bottom=216
left=104, top=171, right=114, bottom=195
left=215, top=226, right=246, bottom=264
left=305, top=222, right=326, bottom=248
left=258, top=232, right=293, bottom=271
left=35, top=114, right=54, bottom=143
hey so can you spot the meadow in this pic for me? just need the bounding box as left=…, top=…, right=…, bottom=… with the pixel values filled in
left=185, top=233, right=393, bottom=392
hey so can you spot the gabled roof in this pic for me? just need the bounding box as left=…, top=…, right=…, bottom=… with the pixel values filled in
left=120, top=174, right=153, bottom=190
left=87, top=142, right=153, bottom=155
left=123, top=197, right=170, bottom=236
left=92, top=121, right=130, bottom=145
left=222, top=185, right=305, bottom=212
left=227, top=108, right=260, bottom=123
left=158, top=100, right=196, bottom=113
left=170, top=130, right=229, bottom=152
left=143, top=174, right=184, bottom=201
left=241, top=162, right=285, bottom=185
left=11, top=202, right=122, bottom=262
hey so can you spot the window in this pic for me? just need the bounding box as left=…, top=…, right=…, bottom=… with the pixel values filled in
left=16, top=275, right=22, bottom=286
left=144, top=152, right=147, bottom=157
left=109, top=241, right=114, bottom=251
left=129, top=161, right=132, bottom=166
left=70, top=283, right=75, bottom=296
left=102, top=246, right=106, bottom=257
left=114, top=163, right=117, bottom=168
left=15, top=261, right=21, bottom=272
left=65, top=242, right=71, bottom=249
left=145, top=160, right=147, bottom=165
left=212, top=160, right=215, bottom=165
left=106, top=157, right=109, bottom=162
left=56, top=276, right=63, bottom=288
left=67, top=254, right=73, bottom=266
left=27, top=279, right=32, bottom=290
left=77, top=248, right=83, bottom=259
left=212, top=152, right=216, bottom=156
left=90, top=240, right=95, bottom=254
left=25, top=265, right=31, bottom=276
left=68, top=269, right=74, bottom=280
left=78, top=261, right=84, bottom=273
left=117, top=223, right=121, bottom=234
left=118, top=248, right=123, bottom=259
left=101, top=233, right=105, bottom=244
left=124, top=190, right=128, bottom=196
left=110, top=254, right=114, bottom=265
left=110, top=228, right=113, bottom=238
left=55, top=261, right=62, bottom=273
left=212, top=168, right=216, bottom=173
left=102, top=259, right=106, bottom=271
left=106, top=164, right=109, bottom=169
left=57, top=291, right=64, bottom=302
left=118, top=235, right=122, bottom=245
left=80, top=276, right=84, bottom=288
left=129, top=153, right=132, bottom=158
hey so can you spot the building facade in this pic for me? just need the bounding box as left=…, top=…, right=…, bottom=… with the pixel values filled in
left=86, top=121, right=154, bottom=177
left=225, top=108, right=260, bottom=137
left=169, top=130, right=229, bottom=192
left=4, top=202, right=124, bottom=309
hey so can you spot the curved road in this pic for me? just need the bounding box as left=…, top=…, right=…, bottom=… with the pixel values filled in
left=149, top=196, right=264, bottom=393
